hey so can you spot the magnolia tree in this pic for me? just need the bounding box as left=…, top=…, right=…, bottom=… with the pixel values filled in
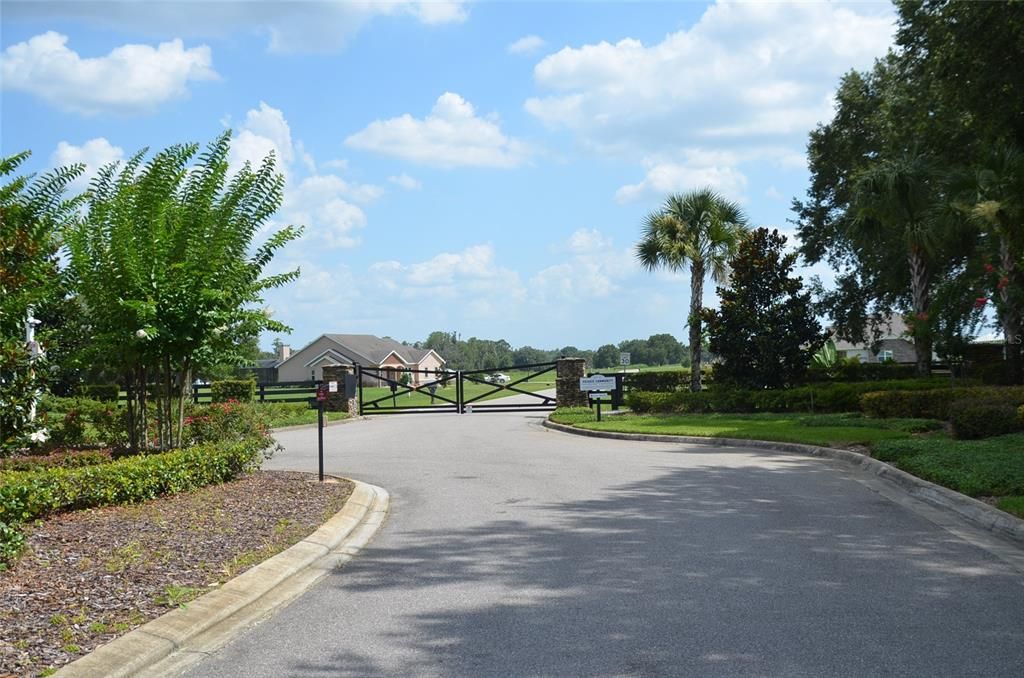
left=0, top=153, right=83, bottom=454
left=66, top=134, right=301, bottom=452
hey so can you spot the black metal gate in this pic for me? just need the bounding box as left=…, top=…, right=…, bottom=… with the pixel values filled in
left=356, top=362, right=557, bottom=415
left=457, top=362, right=556, bottom=413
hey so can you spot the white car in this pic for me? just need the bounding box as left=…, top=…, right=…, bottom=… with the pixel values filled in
left=491, top=373, right=511, bottom=385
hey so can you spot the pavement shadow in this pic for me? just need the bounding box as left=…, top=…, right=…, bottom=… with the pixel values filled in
left=286, top=455, right=1024, bottom=676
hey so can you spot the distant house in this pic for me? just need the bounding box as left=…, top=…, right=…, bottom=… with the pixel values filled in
left=275, top=334, right=445, bottom=385
left=832, top=315, right=918, bottom=364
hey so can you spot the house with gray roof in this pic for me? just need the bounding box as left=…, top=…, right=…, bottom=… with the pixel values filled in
left=275, top=334, right=446, bottom=385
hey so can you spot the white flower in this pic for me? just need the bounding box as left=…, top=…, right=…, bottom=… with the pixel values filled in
left=136, top=329, right=149, bottom=339
left=29, top=429, right=49, bottom=444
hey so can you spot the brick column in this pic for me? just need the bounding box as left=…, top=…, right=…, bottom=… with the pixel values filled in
left=321, top=364, right=359, bottom=417
left=555, top=358, right=588, bottom=408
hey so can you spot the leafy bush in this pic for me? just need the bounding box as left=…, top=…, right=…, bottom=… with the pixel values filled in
left=806, top=362, right=919, bottom=382
left=0, top=438, right=266, bottom=564
left=949, top=399, right=1024, bottom=440
left=37, top=396, right=126, bottom=449
left=184, top=400, right=270, bottom=447
left=623, top=371, right=689, bottom=392
left=78, top=384, right=120, bottom=402
left=211, top=379, right=256, bottom=403
left=861, top=386, right=1024, bottom=420
left=0, top=449, right=112, bottom=472
left=626, top=378, right=958, bottom=415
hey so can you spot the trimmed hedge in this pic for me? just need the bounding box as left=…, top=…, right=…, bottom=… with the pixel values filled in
left=860, top=386, right=1024, bottom=420
left=806, top=363, right=918, bottom=382
left=626, top=378, right=961, bottom=415
left=78, top=383, right=121, bottom=402
left=211, top=379, right=256, bottom=403
left=950, top=399, right=1024, bottom=440
left=0, top=438, right=265, bottom=565
left=623, top=370, right=689, bottom=392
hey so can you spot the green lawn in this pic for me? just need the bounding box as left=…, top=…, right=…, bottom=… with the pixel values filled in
left=549, top=409, right=918, bottom=447
left=550, top=408, right=1024, bottom=519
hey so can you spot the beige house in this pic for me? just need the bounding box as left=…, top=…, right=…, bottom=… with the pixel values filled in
left=832, top=315, right=918, bottom=364
left=276, top=334, right=446, bottom=385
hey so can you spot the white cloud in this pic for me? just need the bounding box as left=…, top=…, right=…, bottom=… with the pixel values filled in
left=370, top=244, right=526, bottom=308
left=525, top=1, right=893, bottom=154
left=508, top=35, right=546, bottom=55
left=5, top=2, right=468, bottom=54
left=49, top=138, right=125, bottom=192
left=412, top=1, right=469, bottom=25
left=346, top=92, right=531, bottom=168
left=227, top=102, right=381, bottom=249
left=615, top=154, right=749, bottom=204
left=389, top=173, right=422, bottom=190
left=0, top=31, right=216, bottom=115
left=531, top=229, right=637, bottom=302
left=279, top=176, right=372, bottom=248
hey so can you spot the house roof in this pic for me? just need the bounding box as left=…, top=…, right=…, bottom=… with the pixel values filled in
left=832, top=314, right=911, bottom=351
left=275, top=333, right=446, bottom=369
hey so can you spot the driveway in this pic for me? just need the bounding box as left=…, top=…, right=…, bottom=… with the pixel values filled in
left=184, top=411, right=1024, bottom=677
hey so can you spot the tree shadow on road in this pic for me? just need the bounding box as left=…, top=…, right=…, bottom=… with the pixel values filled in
left=284, top=452, right=1024, bottom=676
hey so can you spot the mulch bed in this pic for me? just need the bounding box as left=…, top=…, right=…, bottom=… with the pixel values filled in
left=0, top=471, right=353, bottom=677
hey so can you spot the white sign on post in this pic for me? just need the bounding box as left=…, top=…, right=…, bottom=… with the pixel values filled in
left=328, top=381, right=338, bottom=393
left=619, top=352, right=631, bottom=366
left=580, top=375, right=616, bottom=391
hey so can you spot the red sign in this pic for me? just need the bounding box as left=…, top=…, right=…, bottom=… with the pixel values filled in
left=316, top=387, right=328, bottom=402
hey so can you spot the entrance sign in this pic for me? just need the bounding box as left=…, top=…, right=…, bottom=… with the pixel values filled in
left=580, top=375, right=616, bottom=391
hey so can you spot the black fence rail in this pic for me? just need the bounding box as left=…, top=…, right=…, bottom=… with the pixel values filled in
left=357, top=366, right=459, bottom=415
left=119, top=381, right=322, bottom=404
left=458, top=362, right=557, bottom=413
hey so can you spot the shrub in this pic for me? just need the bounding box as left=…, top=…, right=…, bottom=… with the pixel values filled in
left=38, top=396, right=126, bottom=449
left=623, top=371, right=690, bottom=392
left=626, top=378, right=962, bottom=415
left=861, top=386, right=1024, bottom=420
left=949, top=399, right=1024, bottom=440
left=0, top=438, right=265, bottom=564
left=806, top=363, right=918, bottom=382
left=211, top=379, right=256, bottom=403
left=0, top=449, right=112, bottom=473
left=78, top=384, right=120, bottom=402
left=184, top=401, right=270, bottom=447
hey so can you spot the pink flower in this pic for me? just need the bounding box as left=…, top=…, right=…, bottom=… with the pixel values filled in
left=974, top=297, right=988, bottom=309
left=984, top=263, right=995, bottom=274
left=997, top=277, right=1010, bottom=290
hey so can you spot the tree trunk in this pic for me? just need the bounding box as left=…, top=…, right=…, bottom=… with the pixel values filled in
left=689, top=260, right=705, bottom=393
left=998, top=238, right=1023, bottom=384
left=908, top=248, right=932, bottom=377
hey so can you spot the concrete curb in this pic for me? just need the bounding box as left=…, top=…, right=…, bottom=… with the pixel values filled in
left=54, top=479, right=390, bottom=678
left=542, top=419, right=1024, bottom=546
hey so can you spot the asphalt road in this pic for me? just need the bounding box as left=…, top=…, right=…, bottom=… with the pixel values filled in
left=185, top=410, right=1024, bottom=677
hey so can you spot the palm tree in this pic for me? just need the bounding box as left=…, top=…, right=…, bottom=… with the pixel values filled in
left=851, top=152, right=945, bottom=376
left=636, top=188, right=749, bottom=392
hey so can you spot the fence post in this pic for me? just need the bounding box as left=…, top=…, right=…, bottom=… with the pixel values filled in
left=259, top=382, right=266, bottom=403
left=555, top=358, right=588, bottom=408
left=192, top=384, right=199, bottom=404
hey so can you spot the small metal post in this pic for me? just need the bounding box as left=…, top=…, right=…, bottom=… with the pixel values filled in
left=596, top=399, right=602, bottom=422
left=318, top=396, right=325, bottom=483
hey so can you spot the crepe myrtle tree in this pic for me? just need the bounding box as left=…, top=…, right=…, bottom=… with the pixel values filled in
left=0, top=152, right=84, bottom=454
left=65, top=133, right=302, bottom=453
left=636, top=188, right=749, bottom=392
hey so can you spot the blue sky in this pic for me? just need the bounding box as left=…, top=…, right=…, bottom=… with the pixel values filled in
left=1, top=0, right=897, bottom=351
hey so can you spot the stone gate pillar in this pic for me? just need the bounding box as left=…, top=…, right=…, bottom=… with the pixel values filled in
left=321, top=364, right=359, bottom=417
left=555, top=358, right=588, bottom=408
